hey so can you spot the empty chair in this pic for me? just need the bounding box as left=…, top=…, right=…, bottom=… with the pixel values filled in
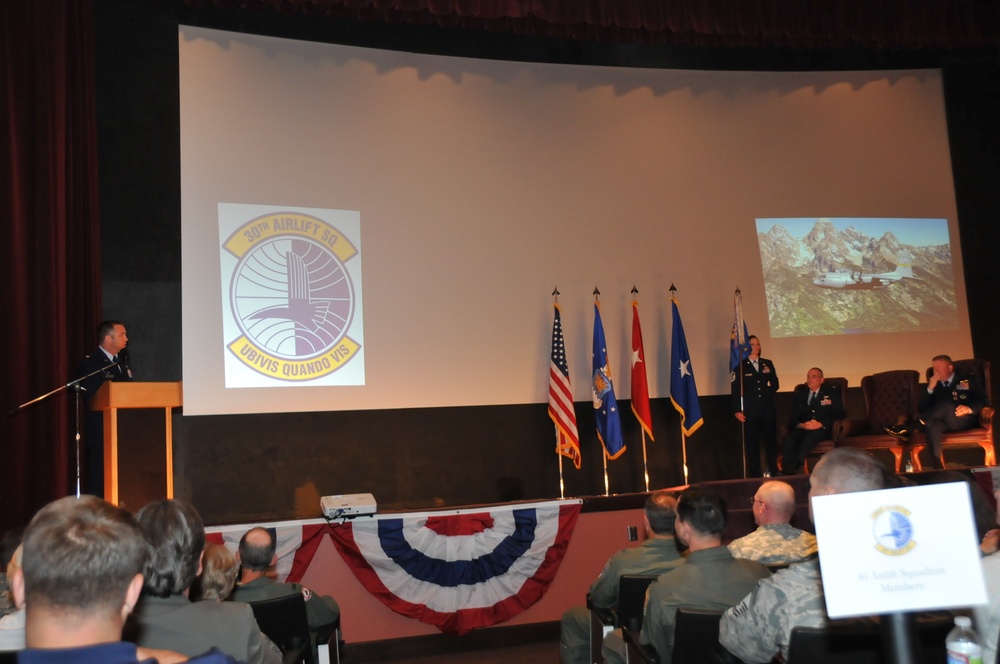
left=837, top=370, right=921, bottom=472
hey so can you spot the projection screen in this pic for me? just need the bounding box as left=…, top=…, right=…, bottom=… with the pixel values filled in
left=179, top=26, right=972, bottom=416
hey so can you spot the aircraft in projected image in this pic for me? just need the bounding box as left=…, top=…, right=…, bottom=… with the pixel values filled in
left=812, top=262, right=920, bottom=290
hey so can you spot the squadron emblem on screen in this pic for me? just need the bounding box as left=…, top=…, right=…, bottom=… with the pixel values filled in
left=222, top=212, right=361, bottom=381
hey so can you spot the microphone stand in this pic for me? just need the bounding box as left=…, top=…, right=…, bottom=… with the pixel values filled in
left=9, top=362, right=121, bottom=498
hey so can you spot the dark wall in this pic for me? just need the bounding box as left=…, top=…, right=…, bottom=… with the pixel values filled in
left=93, top=0, right=1000, bottom=524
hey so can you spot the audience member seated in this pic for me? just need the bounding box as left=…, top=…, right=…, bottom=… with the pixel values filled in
left=125, top=499, right=282, bottom=664
left=0, top=545, right=24, bottom=651
left=603, top=488, right=770, bottom=664
left=719, top=448, right=886, bottom=663
left=230, top=526, right=341, bottom=653
left=560, top=490, right=684, bottom=664
left=0, top=528, right=22, bottom=619
left=728, top=480, right=817, bottom=565
left=11, top=495, right=232, bottom=664
left=193, top=544, right=239, bottom=602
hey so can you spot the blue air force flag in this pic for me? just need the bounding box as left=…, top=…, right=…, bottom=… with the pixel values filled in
left=730, top=291, right=751, bottom=372
left=592, top=304, right=625, bottom=459
left=670, top=297, right=704, bottom=436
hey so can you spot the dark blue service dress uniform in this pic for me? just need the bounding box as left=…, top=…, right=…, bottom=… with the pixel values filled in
left=918, top=370, right=987, bottom=467
left=780, top=383, right=845, bottom=475
left=732, top=356, right=779, bottom=477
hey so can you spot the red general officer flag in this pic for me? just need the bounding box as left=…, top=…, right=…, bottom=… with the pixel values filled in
left=630, top=301, right=654, bottom=439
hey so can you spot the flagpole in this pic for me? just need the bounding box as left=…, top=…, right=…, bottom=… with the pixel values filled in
left=557, top=429, right=565, bottom=499
left=641, top=430, right=650, bottom=491
left=672, top=283, right=690, bottom=486
left=601, top=451, right=609, bottom=496
left=632, top=286, right=651, bottom=493
left=549, top=287, right=581, bottom=494
left=554, top=287, right=566, bottom=500
left=670, top=286, right=704, bottom=487
left=596, top=287, right=611, bottom=497
left=680, top=429, right=689, bottom=485
left=736, top=287, right=749, bottom=479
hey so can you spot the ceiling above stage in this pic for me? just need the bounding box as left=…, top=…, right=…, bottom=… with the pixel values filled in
left=162, top=0, right=1000, bottom=51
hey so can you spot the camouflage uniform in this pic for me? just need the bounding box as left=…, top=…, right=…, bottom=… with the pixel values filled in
left=974, top=551, right=1000, bottom=664
left=603, top=546, right=770, bottom=664
left=719, top=559, right=828, bottom=663
left=727, top=523, right=817, bottom=565
left=560, top=537, right=684, bottom=664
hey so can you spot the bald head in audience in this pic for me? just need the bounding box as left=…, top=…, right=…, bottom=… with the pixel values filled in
left=644, top=490, right=679, bottom=538
left=237, top=527, right=277, bottom=584
left=751, top=481, right=797, bottom=526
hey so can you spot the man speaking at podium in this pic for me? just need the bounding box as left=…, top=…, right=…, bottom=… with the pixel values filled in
left=76, top=320, right=133, bottom=497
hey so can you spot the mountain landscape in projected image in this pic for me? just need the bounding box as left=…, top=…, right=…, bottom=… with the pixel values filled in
left=756, top=218, right=957, bottom=337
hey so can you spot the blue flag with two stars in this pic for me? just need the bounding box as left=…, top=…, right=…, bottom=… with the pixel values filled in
left=670, top=297, right=704, bottom=437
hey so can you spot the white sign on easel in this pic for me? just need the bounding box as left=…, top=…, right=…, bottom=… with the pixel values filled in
left=812, top=482, right=987, bottom=618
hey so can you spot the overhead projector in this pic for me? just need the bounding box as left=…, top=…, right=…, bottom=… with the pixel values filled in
left=321, top=493, right=377, bottom=519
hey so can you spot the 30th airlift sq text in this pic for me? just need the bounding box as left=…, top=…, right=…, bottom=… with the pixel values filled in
left=223, top=213, right=358, bottom=263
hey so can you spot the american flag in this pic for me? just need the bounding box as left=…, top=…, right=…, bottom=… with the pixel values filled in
left=549, top=303, right=581, bottom=468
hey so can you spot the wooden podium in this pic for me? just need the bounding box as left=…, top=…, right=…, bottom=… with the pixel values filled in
left=92, top=381, right=183, bottom=505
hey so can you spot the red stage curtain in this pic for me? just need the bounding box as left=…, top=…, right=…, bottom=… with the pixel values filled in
left=0, top=0, right=102, bottom=531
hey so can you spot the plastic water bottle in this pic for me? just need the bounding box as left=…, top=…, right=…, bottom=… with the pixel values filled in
left=946, top=615, right=983, bottom=664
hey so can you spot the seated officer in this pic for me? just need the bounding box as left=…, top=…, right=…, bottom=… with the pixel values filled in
left=780, top=367, right=844, bottom=475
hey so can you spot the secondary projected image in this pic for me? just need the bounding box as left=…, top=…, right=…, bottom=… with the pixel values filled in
left=219, top=204, right=365, bottom=387
left=755, top=217, right=958, bottom=337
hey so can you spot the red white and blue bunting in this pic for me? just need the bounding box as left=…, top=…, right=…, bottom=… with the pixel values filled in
left=328, top=500, right=581, bottom=635
left=206, top=521, right=327, bottom=584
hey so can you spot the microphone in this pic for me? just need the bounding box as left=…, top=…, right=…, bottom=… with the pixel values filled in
left=118, top=347, right=132, bottom=379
